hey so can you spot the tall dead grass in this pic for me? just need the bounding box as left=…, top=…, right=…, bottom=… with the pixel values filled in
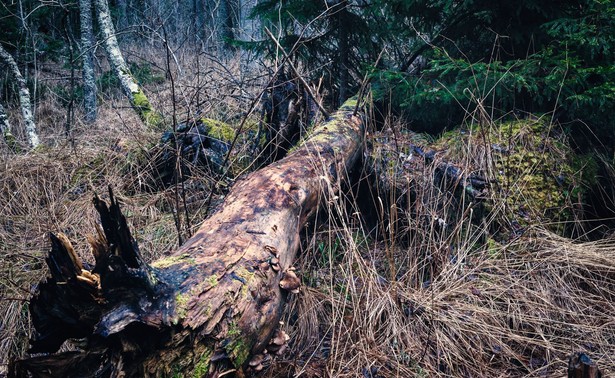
left=269, top=115, right=615, bottom=377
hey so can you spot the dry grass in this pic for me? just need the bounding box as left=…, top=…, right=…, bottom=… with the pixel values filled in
left=267, top=115, right=615, bottom=377
left=282, top=223, right=615, bottom=376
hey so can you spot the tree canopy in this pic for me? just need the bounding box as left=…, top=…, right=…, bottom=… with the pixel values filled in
left=250, top=0, right=615, bottom=146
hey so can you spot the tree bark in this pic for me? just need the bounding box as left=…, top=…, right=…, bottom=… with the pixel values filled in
left=94, top=0, right=162, bottom=127
left=80, top=0, right=97, bottom=123
left=0, top=43, right=40, bottom=148
left=12, top=98, right=364, bottom=377
left=0, top=102, right=11, bottom=137
left=0, top=101, right=19, bottom=150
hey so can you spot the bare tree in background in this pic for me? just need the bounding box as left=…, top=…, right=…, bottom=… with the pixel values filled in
left=201, top=0, right=241, bottom=52
left=80, top=0, right=97, bottom=123
left=94, top=0, right=162, bottom=127
left=0, top=43, right=40, bottom=148
left=116, top=0, right=128, bottom=30
left=219, top=0, right=240, bottom=49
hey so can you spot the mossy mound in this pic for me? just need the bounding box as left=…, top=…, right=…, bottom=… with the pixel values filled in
left=200, top=118, right=237, bottom=142
left=437, top=118, right=595, bottom=234
left=367, top=117, right=596, bottom=238
left=198, top=116, right=265, bottom=176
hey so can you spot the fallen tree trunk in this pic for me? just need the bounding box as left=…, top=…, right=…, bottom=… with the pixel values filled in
left=12, top=99, right=364, bottom=377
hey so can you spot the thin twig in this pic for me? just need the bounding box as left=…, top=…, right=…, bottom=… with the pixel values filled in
left=353, top=47, right=386, bottom=116
left=161, top=19, right=184, bottom=246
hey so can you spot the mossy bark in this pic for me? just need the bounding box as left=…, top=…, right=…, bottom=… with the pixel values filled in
left=13, top=99, right=365, bottom=377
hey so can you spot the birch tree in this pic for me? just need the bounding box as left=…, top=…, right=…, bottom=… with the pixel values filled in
left=0, top=102, right=12, bottom=141
left=0, top=44, right=40, bottom=148
left=94, top=0, right=162, bottom=127
left=80, top=0, right=97, bottom=123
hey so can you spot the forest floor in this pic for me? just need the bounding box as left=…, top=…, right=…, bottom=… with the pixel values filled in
left=1, top=46, right=614, bottom=377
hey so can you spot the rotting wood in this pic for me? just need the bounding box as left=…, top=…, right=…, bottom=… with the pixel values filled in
left=11, top=98, right=364, bottom=377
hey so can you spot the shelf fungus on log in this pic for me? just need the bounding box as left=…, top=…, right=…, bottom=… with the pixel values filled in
left=11, top=98, right=365, bottom=377
left=279, top=268, right=301, bottom=294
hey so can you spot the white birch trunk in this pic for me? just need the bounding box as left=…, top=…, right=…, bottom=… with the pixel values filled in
left=0, top=102, right=18, bottom=148
left=0, top=44, right=40, bottom=148
left=0, top=102, right=10, bottom=134
left=0, top=101, right=12, bottom=143
left=94, top=0, right=162, bottom=126
left=80, top=0, right=97, bottom=123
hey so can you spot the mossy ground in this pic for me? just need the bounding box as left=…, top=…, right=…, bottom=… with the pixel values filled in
left=370, top=116, right=594, bottom=239
left=439, top=118, right=591, bottom=232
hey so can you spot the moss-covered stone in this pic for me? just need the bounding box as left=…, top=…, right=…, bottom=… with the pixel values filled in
left=367, top=115, right=596, bottom=238
left=435, top=118, right=593, bottom=234
left=200, top=118, right=236, bottom=142
left=197, top=116, right=264, bottom=176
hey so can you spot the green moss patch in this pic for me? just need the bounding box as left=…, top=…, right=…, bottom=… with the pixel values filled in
left=200, top=118, right=236, bottom=142
left=435, top=118, right=593, bottom=233
left=132, top=89, right=163, bottom=128
left=151, top=253, right=195, bottom=269
left=224, top=320, right=250, bottom=368
left=367, top=116, right=595, bottom=238
left=192, top=347, right=213, bottom=378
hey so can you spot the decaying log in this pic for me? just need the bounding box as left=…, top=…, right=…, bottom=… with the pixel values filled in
left=12, top=99, right=364, bottom=377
